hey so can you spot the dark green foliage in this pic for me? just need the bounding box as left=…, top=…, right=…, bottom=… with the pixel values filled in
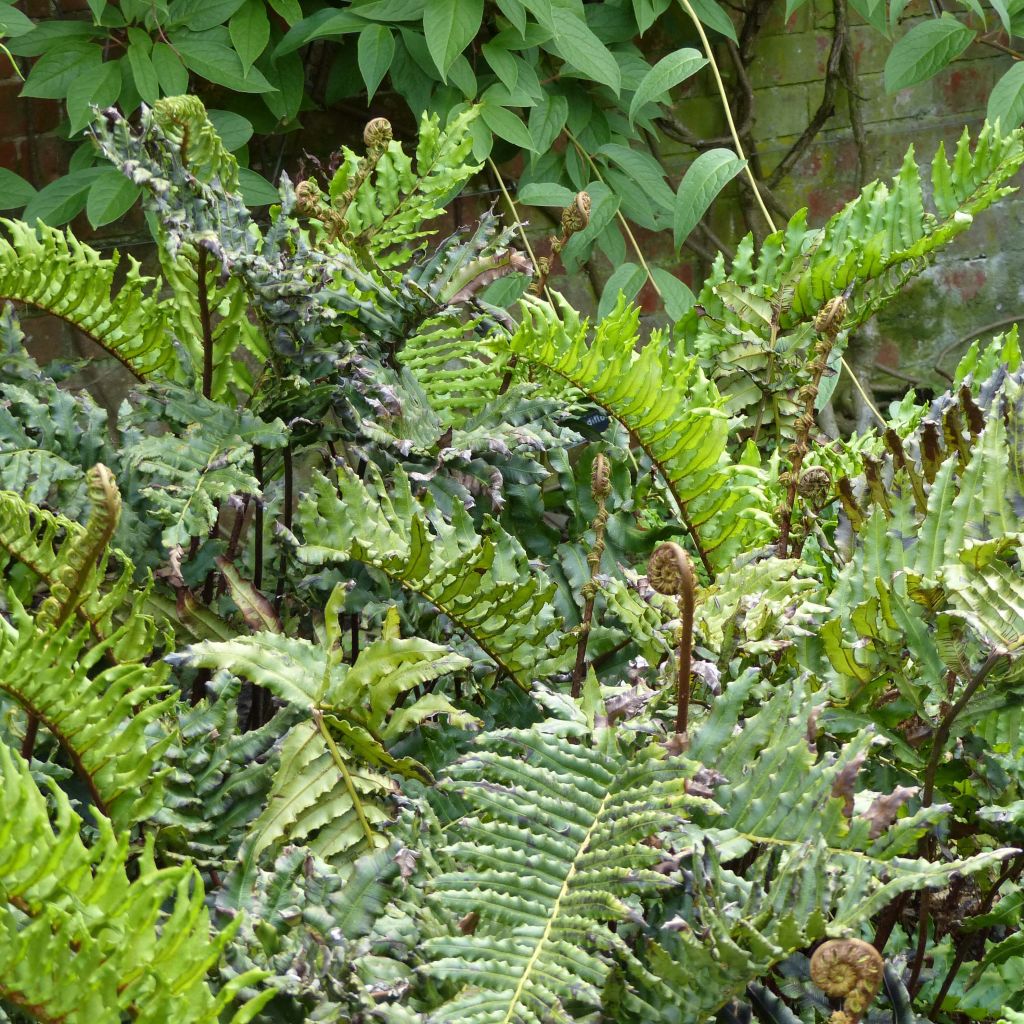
left=3, top=101, right=1024, bottom=1024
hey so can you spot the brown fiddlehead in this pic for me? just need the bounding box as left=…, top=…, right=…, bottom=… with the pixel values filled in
left=810, top=938, right=885, bottom=1024
left=647, top=542, right=695, bottom=736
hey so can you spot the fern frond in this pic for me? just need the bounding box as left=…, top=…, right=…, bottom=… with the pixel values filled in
left=121, top=389, right=288, bottom=549
left=506, top=292, right=775, bottom=574
left=419, top=717, right=701, bottom=1023
left=329, top=108, right=482, bottom=267
left=0, top=219, right=178, bottom=380
left=156, top=676, right=286, bottom=867
left=178, top=619, right=472, bottom=877
left=291, top=464, right=574, bottom=686
left=0, top=598, right=173, bottom=826
left=0, top=740, right=271, bottom=1024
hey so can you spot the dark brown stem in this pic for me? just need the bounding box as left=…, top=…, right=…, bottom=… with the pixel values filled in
left=253, top=446, right=265, bottom=592
left=929, top=853, right=1024, bottom=1016
left=20, top=716, right=39, bottom=761
left=198, top=246, right=213, bottom=400
left=274, top=444, right=294, bottom=614
left=572, top=456, right=610, bottom=698
left=906, top=873, right=931, bottom=995
left=676, top=559, right=695, bottom=735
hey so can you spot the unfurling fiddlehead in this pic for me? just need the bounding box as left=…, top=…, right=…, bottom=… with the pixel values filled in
left=647, top=541, right=695, bottom=736
left=776, top=293, right=848, bottom=558
left=534, top=190, right=591, bottom=295
left=571, top=453, right=611, bottom=698
left=810, top=938, right=885, bottom=1024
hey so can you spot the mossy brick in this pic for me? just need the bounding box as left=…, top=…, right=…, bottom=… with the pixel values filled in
left=854, top=70, right=936, bottom=125
left=850, top=24, right=895, bottom=76
left=933, top=60, right=997, bottom=116
left=753, top=84, right=811, bottom=143
left=659, top=96, right=724, bottom=159
left=748, top=33, right=829, bottom=89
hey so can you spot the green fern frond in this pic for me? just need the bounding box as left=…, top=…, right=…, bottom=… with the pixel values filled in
left=0, top=475, right=159, bottom=661
left=178, top=613, right=473, bottom=877
left=150, top=95, right=241, bottom=191
left=506, top=292, right=776, bottom=574
left=0, top=597, right=173, bottom=826
left=419, top=717, right=702, bottom=1023
left=328, top=108, right=482, bottom=267
left=121, top=390, right=288, bottom=550
left=0, top=219, right=178, bottom=380
left=291, top=464, right=575, bottom=686
left=156, top=676, right=287, bottom=867
left=0, top=740, right=272, bottom=1024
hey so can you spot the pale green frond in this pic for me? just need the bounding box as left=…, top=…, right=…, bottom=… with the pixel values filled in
left=0, top=740, right=271, bottom=1024
left=419, top=721, right=700, bottom=1023
left=0, top=218, right=179, bottom=380
left=329, top=108, right=482, bottom=267
left=505, top=292, right=776, bottom=574
left=291, top=463, right=575, bottom=686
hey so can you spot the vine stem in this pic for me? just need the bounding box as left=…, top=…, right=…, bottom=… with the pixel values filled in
left=486, top=155, right=553, bottom=306
left=563, top=130, right=663, bottom=299
left=676, top=0, right=776, bottom=234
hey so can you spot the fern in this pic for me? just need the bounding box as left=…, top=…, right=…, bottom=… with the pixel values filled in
left=120, top=387, right=288, bottom=550
left=178, top=597, right=474, bottom=876
left=326, top=108, right=482, bottom=268
left=291, top=463, right=575, bottom=686
left=417, top=708, right=701, bottom=1023
left=506, top=292, right=775, bottom=575
left=0, top=470, right=158, bottom=659
left=0, top=219, right=178, bottom=380
left=686, top=124, right=1024, bottom=430
left=0, top=740, right=271, bottom=1024
left=822, top=367, right=1024, bottom=712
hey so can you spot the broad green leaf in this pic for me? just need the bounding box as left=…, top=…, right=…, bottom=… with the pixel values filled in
left=884, top=15, right=975, bottom=93
left=261, top=48, right=304, bottom=121
left=267, top=0, right=302, bottom=25
left=229, top=0, right=271, bottom=73
left=990, top=0, right=1011, bottom=33
left=21, top=41, right=102, bottom=98
left=166, top=0, right=246, bottom=32
left=528, top=92, right=568, bottom=153
left=126, top=33, right=159, bottom=105
left=274, top=8, right=366, bottom=55
left=785, top=0, right=812, bottom=20
left=495, top=0, right=527, bottom=34
left=65, top=58, right=121, bottom=134
left=628, top=47, right=706, bottom=125
left=85, top=168, right=140, bottom=228
left=0, top=3, right=34, bottom=37
left=422, top=0, right=482, bottom=80
left=0, top=168, right=36, bottom=211
left=172, top=33, right=275, bottom=92
left=22, top=167, right=103, bottom=225
left=352, top=0, right=424, bottom=19
left=548, top=3, right=620, bottom=94
left=482, top=39, right=518, bottom=91
left=238, top=167, right=278, bottom=205
left=673, top=147, right=745, bottom=250
left=598, top=262, right=646, bottom=318
left=151, top=41, right=188, bottom=94
left=989, top=63, right=1024, bottom=132
left=480, top=100, right=534, bottom=150
left=633, top=0, right=671, bottom=33
left=651, top=266, right=695, bottom=319
left=518, top=181, right=576, bottom=206
left=687, top=0, right=737, bottom=42
left=357, top=23, right=394, bottom=99
left=207, top=108, right=254, bottom=150
left=848, top=0, right=887, bottom=33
